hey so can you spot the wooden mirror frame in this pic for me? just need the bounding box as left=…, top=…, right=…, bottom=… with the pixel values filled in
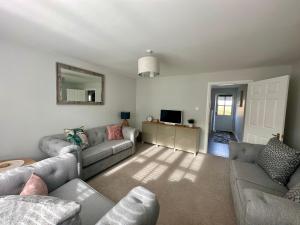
left=56, top=62, right=105, bottom=105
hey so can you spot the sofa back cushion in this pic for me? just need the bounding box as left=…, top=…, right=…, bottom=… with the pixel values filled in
left=0, top=166, right=33, bottom=195
left=0, top=154, right=78, bottom=195
left=85, top=126, right=107, bottom=146
left=257, top=137, right=300, bottom=185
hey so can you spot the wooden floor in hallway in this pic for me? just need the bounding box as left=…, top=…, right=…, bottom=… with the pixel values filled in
left=207, top=131, right=237, bottom=158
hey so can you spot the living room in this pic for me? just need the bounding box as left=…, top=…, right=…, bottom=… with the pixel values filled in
left=1, top=1, right=300, bottom=225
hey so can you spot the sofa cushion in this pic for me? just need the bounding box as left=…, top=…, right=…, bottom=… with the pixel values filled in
left=50, top=178, right=115, bottom=225
left=110, top=139, right=133, bottom=154
left=288, top=166, right=300, bottom=189
left=256, top=137, right=300, bottom=185
left=236, top=179, right=287, bottom=209
left=230, top=160, right=287, bottom=194
left=82, top=143, right=113, bottom=167
left=0, top=195, right=81, bottom=225
left=285, top=182, right=300, bottom=203
left=243, top=189, right=300, bottom=225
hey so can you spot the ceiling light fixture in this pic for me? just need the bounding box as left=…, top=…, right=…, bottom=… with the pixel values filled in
left=138, top=49, right=160, bottom=78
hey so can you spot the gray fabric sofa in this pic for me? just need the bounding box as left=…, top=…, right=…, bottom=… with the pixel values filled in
left=0, top=153, right=159, bottom=225
left=39, top=125, right=138, bottom=180
left=229, top=141, right=300, bottom=225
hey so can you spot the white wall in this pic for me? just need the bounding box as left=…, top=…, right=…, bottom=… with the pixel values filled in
left=234, top=85, right=247, bottom=142
left=0, top=41, right=136, bottom=160
left=136, top=65, right=291, bottom=152
left=285, top=61, right=300, bottom=149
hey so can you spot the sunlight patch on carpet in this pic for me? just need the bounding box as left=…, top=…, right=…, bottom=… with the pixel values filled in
left=132, top=161, right=168, bottom=184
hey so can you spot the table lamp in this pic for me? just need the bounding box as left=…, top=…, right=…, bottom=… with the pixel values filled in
left=121, top=112, right=130, bottom=126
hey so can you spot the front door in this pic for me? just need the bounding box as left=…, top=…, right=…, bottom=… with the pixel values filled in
left=214, top=95, right=234, bottom=132
left=243, top=75, right=290, bottom=144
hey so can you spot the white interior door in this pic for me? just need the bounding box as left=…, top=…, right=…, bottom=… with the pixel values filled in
left=243, top=75, right=289, bottom=144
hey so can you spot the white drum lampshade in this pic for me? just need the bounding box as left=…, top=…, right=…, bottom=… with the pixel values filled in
left=138, top=50, right=160, bottom=78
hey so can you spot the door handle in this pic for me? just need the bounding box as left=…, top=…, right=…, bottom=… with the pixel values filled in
left=272, top=133, right=280, bottom=140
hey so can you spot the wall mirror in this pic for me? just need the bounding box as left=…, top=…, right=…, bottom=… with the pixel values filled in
left=56, top=63, right=104, bottom=105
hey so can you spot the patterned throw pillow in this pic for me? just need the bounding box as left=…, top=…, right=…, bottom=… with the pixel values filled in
left=257, top=137, right=300, bottom=185
left=285, top=182, right=300, bottom=203
left=64, top=126, right=89, bottom=150
left=20, top=174, right=48, bottom=196
left=107, top=124, right=124, bottom=140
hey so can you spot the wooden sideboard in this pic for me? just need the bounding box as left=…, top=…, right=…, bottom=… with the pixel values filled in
left=142, top=121, right=200, bottom=155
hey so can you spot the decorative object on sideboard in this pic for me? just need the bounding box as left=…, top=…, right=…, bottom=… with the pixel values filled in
left=121, top=112, right=130, bottom=126
left=56, top=62, right=104, bottom=105
left=147, top=115, right=153, bottom=122
left=187, top=119, right=195, bottom=128
left=138, top=49, right=160, bottom=78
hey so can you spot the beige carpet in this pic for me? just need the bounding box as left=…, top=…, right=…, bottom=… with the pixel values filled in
left=88, top=144, right=236, bottom=225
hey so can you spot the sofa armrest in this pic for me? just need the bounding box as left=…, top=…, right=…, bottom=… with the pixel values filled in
left=122, top=126, right=139, bottom=153
left=39, top=136, right=82, bottom=177
left=97, top=186, right=159, bottom=225
left=122, top=126, right=139, bottom=143
left=229, top=141, right=265, bottom=163
left=244, top=189, right=300, bottom=225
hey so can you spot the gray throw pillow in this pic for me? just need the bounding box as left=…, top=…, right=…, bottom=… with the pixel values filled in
left=0, top=195, right=81, bottom=225
left=257, top=137, right=300, bottom=185
left=285, top=183, right=300, bottom=203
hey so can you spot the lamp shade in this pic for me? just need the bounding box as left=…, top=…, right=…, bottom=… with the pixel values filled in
left=121, top=112, right=130, bottom=120
left=138, top=55, right=159, bottom=78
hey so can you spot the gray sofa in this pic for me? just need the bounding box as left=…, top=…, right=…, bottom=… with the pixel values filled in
left=229, top=141, right=300, bottom=225
left=0, top=153, right=159, bottom=225
left=39, top=125, right=138, bottom=180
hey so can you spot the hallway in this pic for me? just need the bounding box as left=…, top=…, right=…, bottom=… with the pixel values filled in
left=208, top=131, right=237, bottom=158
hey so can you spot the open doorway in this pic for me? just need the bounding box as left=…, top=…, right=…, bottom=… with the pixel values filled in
left=207, top=84, right=248, bottom=157
left=204, top=76, right=289, bottom=157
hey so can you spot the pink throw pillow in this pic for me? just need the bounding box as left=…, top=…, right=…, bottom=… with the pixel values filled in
left=107, top=125, right=124, bottom=140
left=20, top=174, right=48, bottom=196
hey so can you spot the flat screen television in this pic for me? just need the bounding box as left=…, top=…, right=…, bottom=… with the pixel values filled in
left=160, top=110, right=182, bottom=124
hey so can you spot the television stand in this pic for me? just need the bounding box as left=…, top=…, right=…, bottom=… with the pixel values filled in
left=142, top=121, right=200, bottom=156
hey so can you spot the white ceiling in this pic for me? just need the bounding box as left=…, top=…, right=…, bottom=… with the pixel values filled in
left=1, top=0, right=300, bottom=77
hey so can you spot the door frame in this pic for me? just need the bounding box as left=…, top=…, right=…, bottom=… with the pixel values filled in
left=203, top=80, right=253, bottom=153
